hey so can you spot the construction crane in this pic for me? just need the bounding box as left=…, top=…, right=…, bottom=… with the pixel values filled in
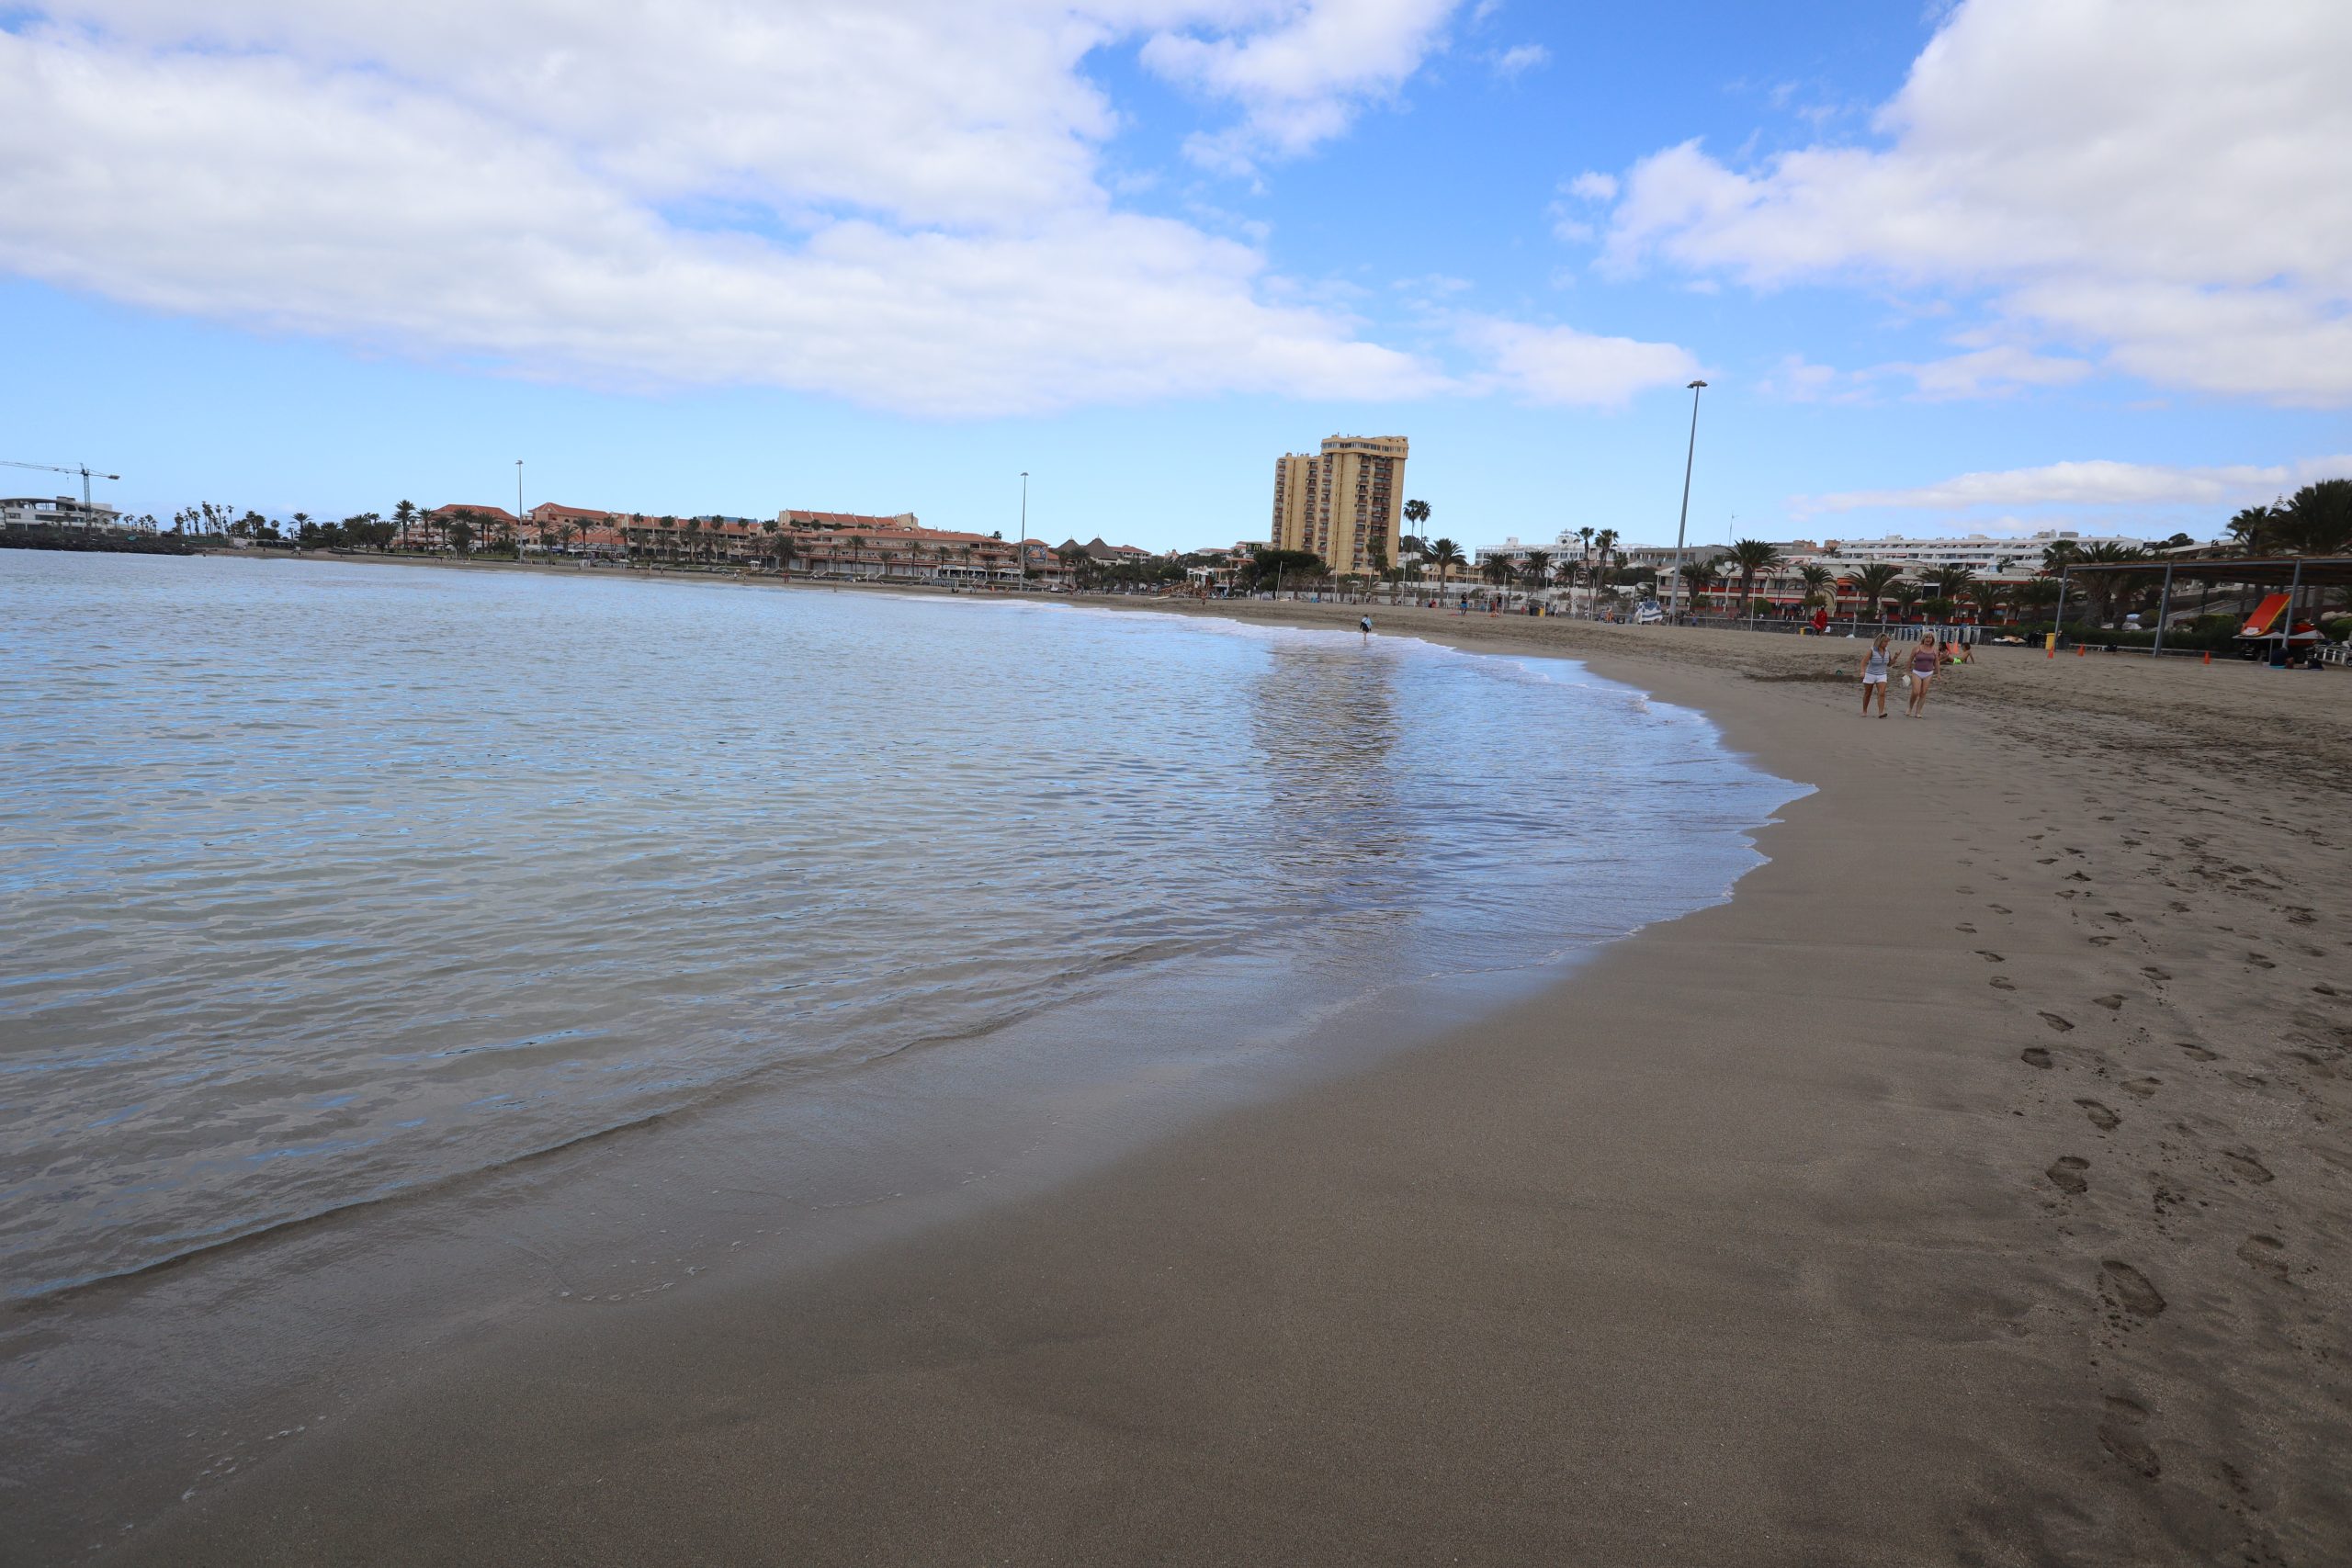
left=3, top=458, right=120, bottom=511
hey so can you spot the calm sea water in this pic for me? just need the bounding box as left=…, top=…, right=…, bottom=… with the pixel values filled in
left=0, top=553, right=1801, bottom=1296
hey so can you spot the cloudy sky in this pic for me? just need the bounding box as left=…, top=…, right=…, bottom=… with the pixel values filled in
left=4, top=0, right=2346, bottom=549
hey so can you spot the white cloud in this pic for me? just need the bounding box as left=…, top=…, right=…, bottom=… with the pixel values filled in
left=1799, top=455, right=2352, bottom=515
left=1487, top=43, right=1549, bottom=79
left=1757, top=354, right=1868, bottom=404
left=1549, top=172, right=1616, bottom=243
left=0, top=4, right=1493, bottom=416
left=1887, top=344, right=2094, bottom=400
left=1593, top=0, right=2352, bottom=404
left=1141, top=0, right=1462, bottom=174
left=1456, top=318, right=1702, bottom=408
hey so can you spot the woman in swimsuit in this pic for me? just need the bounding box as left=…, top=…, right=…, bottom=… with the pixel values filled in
left=1906, top=635, right=1939, bottom=716
left=1860, top=633, right=1892, bottom=716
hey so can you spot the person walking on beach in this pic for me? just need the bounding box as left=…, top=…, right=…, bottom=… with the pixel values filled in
left=1906, top=634, right=1939, bottom=716
left=1359, top=615, right=1373, bottom=636
left=1860, top=633, right=1892, bottom=716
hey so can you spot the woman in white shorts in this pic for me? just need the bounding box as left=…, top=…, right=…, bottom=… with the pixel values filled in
left=1859, top=633, right=1892, bottom=716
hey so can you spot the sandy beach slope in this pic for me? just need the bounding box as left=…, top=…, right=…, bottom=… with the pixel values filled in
left=86, top=602, right=2352, bottom=1565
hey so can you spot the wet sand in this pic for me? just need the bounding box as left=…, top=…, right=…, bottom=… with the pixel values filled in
left=67, top=604, right=2352, bottom=1563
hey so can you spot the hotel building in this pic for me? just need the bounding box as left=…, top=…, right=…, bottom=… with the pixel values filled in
left=1270, top=434, right=1408, bottom=576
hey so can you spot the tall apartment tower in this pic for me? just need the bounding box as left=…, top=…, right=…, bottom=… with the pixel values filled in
left=1270, top=434, right=1408, bottom=576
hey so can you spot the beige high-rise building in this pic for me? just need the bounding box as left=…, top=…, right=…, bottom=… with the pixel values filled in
left=1270, top=434, right=1408, bottom=576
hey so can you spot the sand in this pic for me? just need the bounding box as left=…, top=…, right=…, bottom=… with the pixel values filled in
left=59, top=602, right=2352, bottom=1564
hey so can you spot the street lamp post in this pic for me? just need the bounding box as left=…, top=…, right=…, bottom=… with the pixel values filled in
left=515, top=460, right=525, bottom=557
left=1017, top=471, right=1028, bottom=592
left=1668, top=379, right=1707, bottom=624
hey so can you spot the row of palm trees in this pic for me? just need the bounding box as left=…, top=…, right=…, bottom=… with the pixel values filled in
left=1399, top=532, right=2073, bottom=625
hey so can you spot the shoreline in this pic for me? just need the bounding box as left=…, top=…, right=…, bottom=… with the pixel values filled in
left=23, top=576, right=2352, bottom=1563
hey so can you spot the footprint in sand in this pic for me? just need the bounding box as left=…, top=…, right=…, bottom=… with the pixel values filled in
left=2221, top=1151, right=2275, bottom=1185
left=1990, top=976, right=2017, bottom=991
left=1988, top=904, right=2012, bottom=915
left=2077, top=1100, right=2120, bottom=1131
left=2040, top=1012, right=2075, bottom=1033
left=2098, top=1396, right=2162, bottom=1479
left=2047, top=1156, right=2090, bottom=1194
left=2236, top=1235, right=2289, bottom=1280
left=2143, top=966, right=2171, bottom=983
left=2088, top=935, right=2117, bottom=947
left=1976, top=950, right=2006, bottom=963
left=2093, top=995, right=2126, bottom=1010
left=2178, top=1043, right=2220, bottom=1061
left=2120, top=1077, right=2162, bottom=1099
left=1956, top=923, right=1977, bottom=933
left=2101, top=1260, right=2167, bottom=1318
left=2021, top=1047, right=2054, bottom=1069
left=2248, top=953, right=2278, bottom=969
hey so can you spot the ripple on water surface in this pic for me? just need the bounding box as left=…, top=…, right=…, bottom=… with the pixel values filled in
left=0, top=554, right=1803, bottom=1294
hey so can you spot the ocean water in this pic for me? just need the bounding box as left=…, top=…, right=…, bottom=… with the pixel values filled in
left=0, top=552, right=1803, bottom=1297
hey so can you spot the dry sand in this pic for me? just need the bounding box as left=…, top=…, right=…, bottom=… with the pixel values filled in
left=84, top=604, right=2352, bottom=1564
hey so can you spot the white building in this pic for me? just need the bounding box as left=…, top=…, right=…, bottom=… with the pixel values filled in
left=1804, top=530, right=2153, bottom=573
left=1475, top=535, right=1729, bottom=572
left=1, top=495, right=148, bottom=533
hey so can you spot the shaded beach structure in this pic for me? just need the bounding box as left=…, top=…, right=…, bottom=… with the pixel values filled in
left=2051, top=553, right=2351, bottom=662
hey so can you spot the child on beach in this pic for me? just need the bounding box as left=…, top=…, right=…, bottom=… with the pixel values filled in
left=1860, top=634, right=1891, bottom=716
left=1906, top=636, right=1939, bottom=716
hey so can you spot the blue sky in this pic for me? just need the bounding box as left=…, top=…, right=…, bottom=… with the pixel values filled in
left=3, top=1, right=2346, bottom=551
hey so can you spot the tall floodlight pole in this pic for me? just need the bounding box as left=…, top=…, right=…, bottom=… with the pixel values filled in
left=1668, top=379, right=1707, bottom=623
left=1018, top=471, right=1028, bottom=591
left=515, top=460, right=525, bottom=538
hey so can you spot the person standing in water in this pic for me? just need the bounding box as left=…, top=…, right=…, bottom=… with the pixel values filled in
left=1360, top=615, right=1373, bottom=636
left=1906, top=634, right=1939, bottom=716
left=1860, top=633, right=1892, bottom=717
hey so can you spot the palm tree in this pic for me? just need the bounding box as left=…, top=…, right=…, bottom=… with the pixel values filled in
left=1592, top=528, right=1620, bottom=577
left=2041, top=537, right=2083, bottom=574
left=1965, top=581, right=2006, bottom=624
left=393, top=499, right=417, bottom=552
left=2279, top=479, right=2352, bottom=556
left=1889, top=581, right=1926, bottom=618
left=1725, top=538, right=1782, bottom=620
left=2075, top=541, right=2146, bottom=626
left=554, top=522, right=577, bottom=558
left=1427, top=537, right=1464, bottom=596
left=1403, top=499, right=1431, bottom=539
left=1797, top=562, right=1835, bottom=612
left=1676, top=556, right=1717, bottom=609
left=1577, top=526, right=1596, bottom=573
left=1852, top=562, right=1902, bottom=621
left=1929, top=564, right=1977, bottom=602
left=1481, top=555, right=1518, bottom=599
left=2014, top=579, right=2062, bottom=624
left=1521, top=548, right=1552, bottom=596
left=2227, top=502, right=2279, bottom=553
left=447, top=513, right=478, bottom=556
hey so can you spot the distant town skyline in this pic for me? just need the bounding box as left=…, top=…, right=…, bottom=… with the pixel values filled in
left=4, top=1, right=2346, bottom=554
